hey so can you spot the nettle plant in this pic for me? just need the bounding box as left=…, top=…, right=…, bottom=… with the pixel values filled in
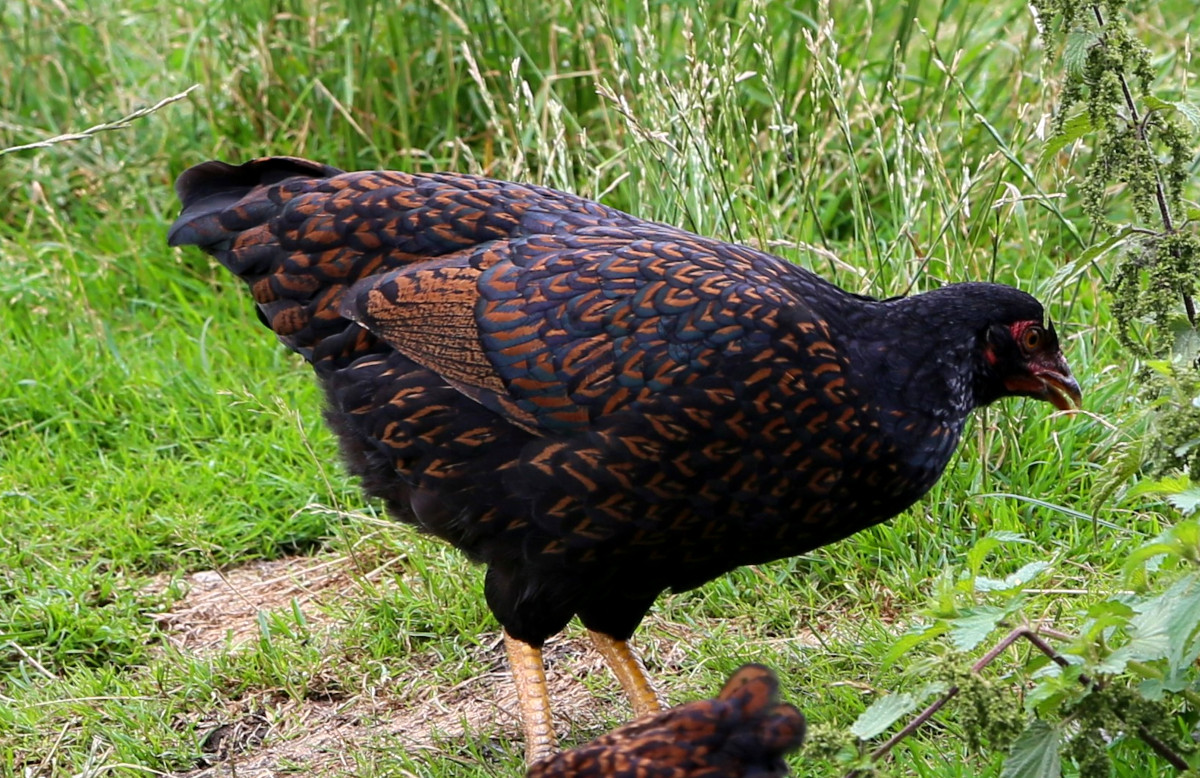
left=810, top=2, right=1200, bottom=775
left=1034, top=0, right=1200, bottom=474
left=818, top=530, right=1200, bottom=777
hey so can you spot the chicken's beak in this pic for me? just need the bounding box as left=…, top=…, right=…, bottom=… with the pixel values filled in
left=1005, top=352, right=1082, bottom=411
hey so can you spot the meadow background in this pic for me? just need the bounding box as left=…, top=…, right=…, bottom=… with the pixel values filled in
left=1, top=0, right=1196, bottom=775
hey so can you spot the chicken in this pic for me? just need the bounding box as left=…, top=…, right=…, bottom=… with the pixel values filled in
left=526, top=663, right=805, bottom=778
left=167, top=156, right=1081, bottom=763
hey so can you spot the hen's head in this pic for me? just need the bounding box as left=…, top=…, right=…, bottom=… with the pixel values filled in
left=931, top=283, right=1081, bottom=412
left=863, top=282, right=1082, bottom=419
left=977, top=315, right=1080, bottom=411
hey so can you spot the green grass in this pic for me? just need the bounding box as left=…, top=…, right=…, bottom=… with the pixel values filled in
left=1, top=0, right=1195, bottom=775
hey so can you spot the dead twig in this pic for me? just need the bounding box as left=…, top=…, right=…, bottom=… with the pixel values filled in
left=0, top=85, right=199, bottom=157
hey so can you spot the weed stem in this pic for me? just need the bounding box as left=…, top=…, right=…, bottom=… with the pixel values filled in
left=1089, top=3, right=1195, bottom=324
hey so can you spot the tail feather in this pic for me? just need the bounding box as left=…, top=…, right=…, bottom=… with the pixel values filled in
left=167, top=157, right=342, bottom=249
left=167, top=157, right=379, bottom=369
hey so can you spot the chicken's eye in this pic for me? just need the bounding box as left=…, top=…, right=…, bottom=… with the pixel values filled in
left=1021, top=326, right=1043, bottom=351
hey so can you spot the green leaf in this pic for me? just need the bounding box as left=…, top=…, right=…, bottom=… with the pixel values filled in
left=1144, top=95, right=1174, bottom=112
left=966, top=532, right=1030, bottom=575
left=1010, top=560, right=1051, bottom=586
left=1144, top=95, right=1200, bottom=132
left=850, top=681, right=947, bottom=740
left=1170, top=320, right=1200, bottom=366
left=1138, top=666, right=1189, bottom=701
left=1161, top=574, right=1200, bottom=667
left=1123, top=540, right=1174, bottom=577
left=1084, top=597, right=1136, bottom=622
left=950, top=605, right=1008, bottom=651
left=973, top=576, right=1008, bottom=591
left=1172, top=438, right=1200, bottom=460
left=975, top=561, right=1052, bottom=592
left=1125, top=519, right=1200, bottom=576
left=1173, top=100, right=1199, bottom=130
left=883, top=621, right=949, bottom=667
left=851, top=693, right=920, bottom=740
left=966, top=536, right=1001, bottom=572
left=1167, top=487, right=1200, bottom=516
left=1024, top=680, right=1069, bottom=719
left=1001, top=720, right=1061, bottom=778
left=1074, top=228, right=1133, bottom=266
left=1027, top=664, right=1087, bottom=719
left=1143, top=359, right=1176, bottom=378
left=1077, top=597, right=1138, bottom=645
left=1062, top=29, right=1099, bottom=75
left=1037, top=110, right=1092, bottom=169
left=1096, top=572, right=1200, bottom=673
left=1125, top=475, right=1192, bottom=500
left=1169, top=521, right=1200, bottom=552
left=1042, top=227, right=1132, bottom=297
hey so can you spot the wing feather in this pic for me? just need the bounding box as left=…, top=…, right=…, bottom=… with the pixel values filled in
left=341, top=222, right=808, bottom=436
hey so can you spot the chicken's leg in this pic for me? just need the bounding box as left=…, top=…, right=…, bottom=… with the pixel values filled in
left=504, top=631, right=558, bottom=765
left=588, top=630, right=662, bottom=716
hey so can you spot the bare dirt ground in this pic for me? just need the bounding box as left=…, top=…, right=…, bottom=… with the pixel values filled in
left=169, top=641, right=611, bottom=777
left=149, top=555, right=665, bottom=777
left=153, top=554, right=376, bottom=655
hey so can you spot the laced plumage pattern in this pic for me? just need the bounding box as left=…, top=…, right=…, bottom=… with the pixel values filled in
left=168, top=156, right=1080, bottom=763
